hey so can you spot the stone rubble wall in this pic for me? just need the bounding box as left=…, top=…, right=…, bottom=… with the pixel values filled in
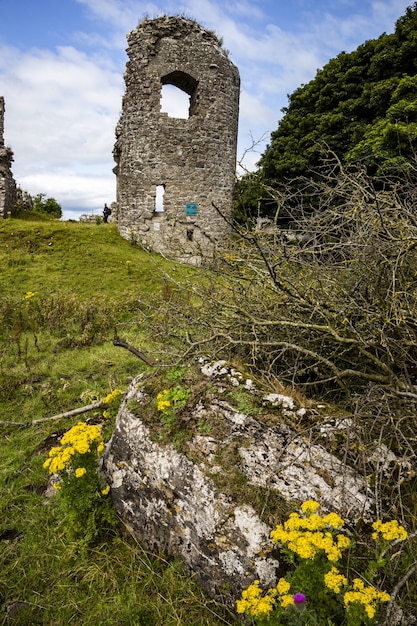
left=0, top=97, right=32, bottom=216
left=0, top=98, right=17, bottom=217
left=113, top=17, right=240, bottom=264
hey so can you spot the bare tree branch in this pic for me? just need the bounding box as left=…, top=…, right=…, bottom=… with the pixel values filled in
left=113, top=337, right=155, bottom=366
left=1, top=400, right=107, bottom=427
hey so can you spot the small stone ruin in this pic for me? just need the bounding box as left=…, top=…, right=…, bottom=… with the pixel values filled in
left=0, top=97, right=17, bottom=217
left=0, top=97, right=32, bottom=216
left=113, top=16, right=240, bottom=264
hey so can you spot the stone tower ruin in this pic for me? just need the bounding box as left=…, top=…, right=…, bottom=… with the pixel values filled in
left=113, top=16, right=240, bottom=263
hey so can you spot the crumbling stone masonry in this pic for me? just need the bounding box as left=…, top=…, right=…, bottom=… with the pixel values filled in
left=113, top=16, right=240, bottom=264
left=0, top=98, right=32, bottom=216
left=0, top=97, right=17, bottom=217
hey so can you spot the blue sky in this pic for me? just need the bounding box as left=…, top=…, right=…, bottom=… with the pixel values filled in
left=0, top=0, right=413, bottom=219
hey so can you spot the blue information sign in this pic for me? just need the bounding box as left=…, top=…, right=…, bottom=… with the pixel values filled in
left=186, top=202, right=197, bottom=215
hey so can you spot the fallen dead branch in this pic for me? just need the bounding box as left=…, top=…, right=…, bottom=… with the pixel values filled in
left=1, top=400, right=106, bottom=427
left=113, top=337, right=155, bottom=366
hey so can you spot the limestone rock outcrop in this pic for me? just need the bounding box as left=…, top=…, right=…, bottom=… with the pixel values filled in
left=103, top=360, right=373, bottom=605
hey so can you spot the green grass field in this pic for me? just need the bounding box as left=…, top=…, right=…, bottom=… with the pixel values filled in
left=1, top=215, right=416, bottom=626
left=0, top=216, right=237, bottom=626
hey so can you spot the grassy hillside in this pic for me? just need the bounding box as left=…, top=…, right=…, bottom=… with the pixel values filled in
left=0, top=217, right=236, bottom=626
left=1, top=215, right=416, bottom=625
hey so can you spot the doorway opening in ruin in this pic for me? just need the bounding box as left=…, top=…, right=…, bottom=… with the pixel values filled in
left=155, top=185, right=165, bottom=212
left=160, top=71, right=198, bottom=119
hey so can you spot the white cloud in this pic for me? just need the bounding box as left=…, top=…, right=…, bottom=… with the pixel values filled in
left=237, top=89, right=277, bottom=171
left=0, top=0, right=412, bottom=217
left=371, top=0, right=412, bottom=30
left=1, top=42, right=122, bottom=211
left=20, top=172, right=115, bottom=217
left=75, top=0, right=169, bottom=34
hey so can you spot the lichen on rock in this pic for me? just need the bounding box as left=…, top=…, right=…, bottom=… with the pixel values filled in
left=103, top=359, right=374, bottom=605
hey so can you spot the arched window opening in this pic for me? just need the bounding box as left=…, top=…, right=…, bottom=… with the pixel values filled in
left=161, top=84, right=190, bottom=119
left=155, top=185, right=165, bottom=212
left=160, top=71, right=198, bottom=119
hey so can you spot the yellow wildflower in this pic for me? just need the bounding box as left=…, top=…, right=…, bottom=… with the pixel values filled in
left=378, top=591, right=391, bottom=603
left=336, top=534, right=351, bottom=549
left=101, top=485, right=110, bottom=495
left=276, top=578, right=291, bottom=595
left=365, top=604, right=376, bottom=619
left=23, top=291, right=37, bottom=300
left=251, top=595, right=274, bottom=616
left=372, top=519, right=408, bottom=542
left=324, top=567, right=348, bottom=593
left=301, top=500, right=320, bottom=514
left=270, top=523, right=287, bottom=543
left=322, top=512, right=344, bottom=528
left=284, top=512, right=303, bottom=530
left=344, top=578, right=390, bottom=618
left=102, top=389, right=123, bottom=405
left=43, top=422, right=104, bottom=475
left=75, top=467, right=87, bottom=478
left=280, top=594, right=295, bottom=608
left=236, top=580, right=263, bottom=614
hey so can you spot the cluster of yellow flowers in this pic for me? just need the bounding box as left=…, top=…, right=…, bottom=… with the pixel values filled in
left=43, top=422, right=104, bottom=475
left=102, top=389, right=123, bottom=405
left=156, top=390, right=171, bottom=412
left=236, top=575, right=305, bottom=616
left=324, top=566, right=348, bottom=593
left=236, top=580, right=275, bottom=616
left=372, top=519, right=408, bottom=542
left=344, top=578, right=391, bottom=619
left=102, top=389, right=123, bottom=419
left=237, top=501, right=408, bottom=624
left=270, top=499, right=350, bottom=562
left=274, top=578, right=295, bottom=609
left=23, top=291, right=37, bottom=300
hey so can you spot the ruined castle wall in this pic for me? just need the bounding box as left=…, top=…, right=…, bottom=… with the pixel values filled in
left=113, top=17, right=240, bottom=263
left=0, top=97, right=4, bottom=147
left=0, top=97, right=17, bottom=217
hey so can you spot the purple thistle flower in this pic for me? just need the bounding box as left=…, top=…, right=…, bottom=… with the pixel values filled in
left=293, top=592, right=306, bottom=604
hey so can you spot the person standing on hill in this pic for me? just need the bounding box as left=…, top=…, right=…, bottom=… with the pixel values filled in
left=103, top=203, right=111, bottom=223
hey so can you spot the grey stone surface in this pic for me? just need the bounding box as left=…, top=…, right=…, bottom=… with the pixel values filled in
left=0, top=97, right=32, bottom=216
left=103, top=361, right=374, bottom=605
left=0, top=97, right=17, bottom=217
left=113, top=17, right=240, bottom=264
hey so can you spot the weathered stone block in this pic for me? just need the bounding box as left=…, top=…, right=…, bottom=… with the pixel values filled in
left=103, top=360, right=373, bottom=606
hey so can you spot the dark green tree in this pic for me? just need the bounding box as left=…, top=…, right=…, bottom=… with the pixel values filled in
left=236, top=3, right=417, bottom=219
left=32, top=193, right=62, bottom=219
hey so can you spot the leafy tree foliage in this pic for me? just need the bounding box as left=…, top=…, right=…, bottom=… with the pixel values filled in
left=32, top=193, right=62, bottom=219
left=238, top=4, right=417, bottom=217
